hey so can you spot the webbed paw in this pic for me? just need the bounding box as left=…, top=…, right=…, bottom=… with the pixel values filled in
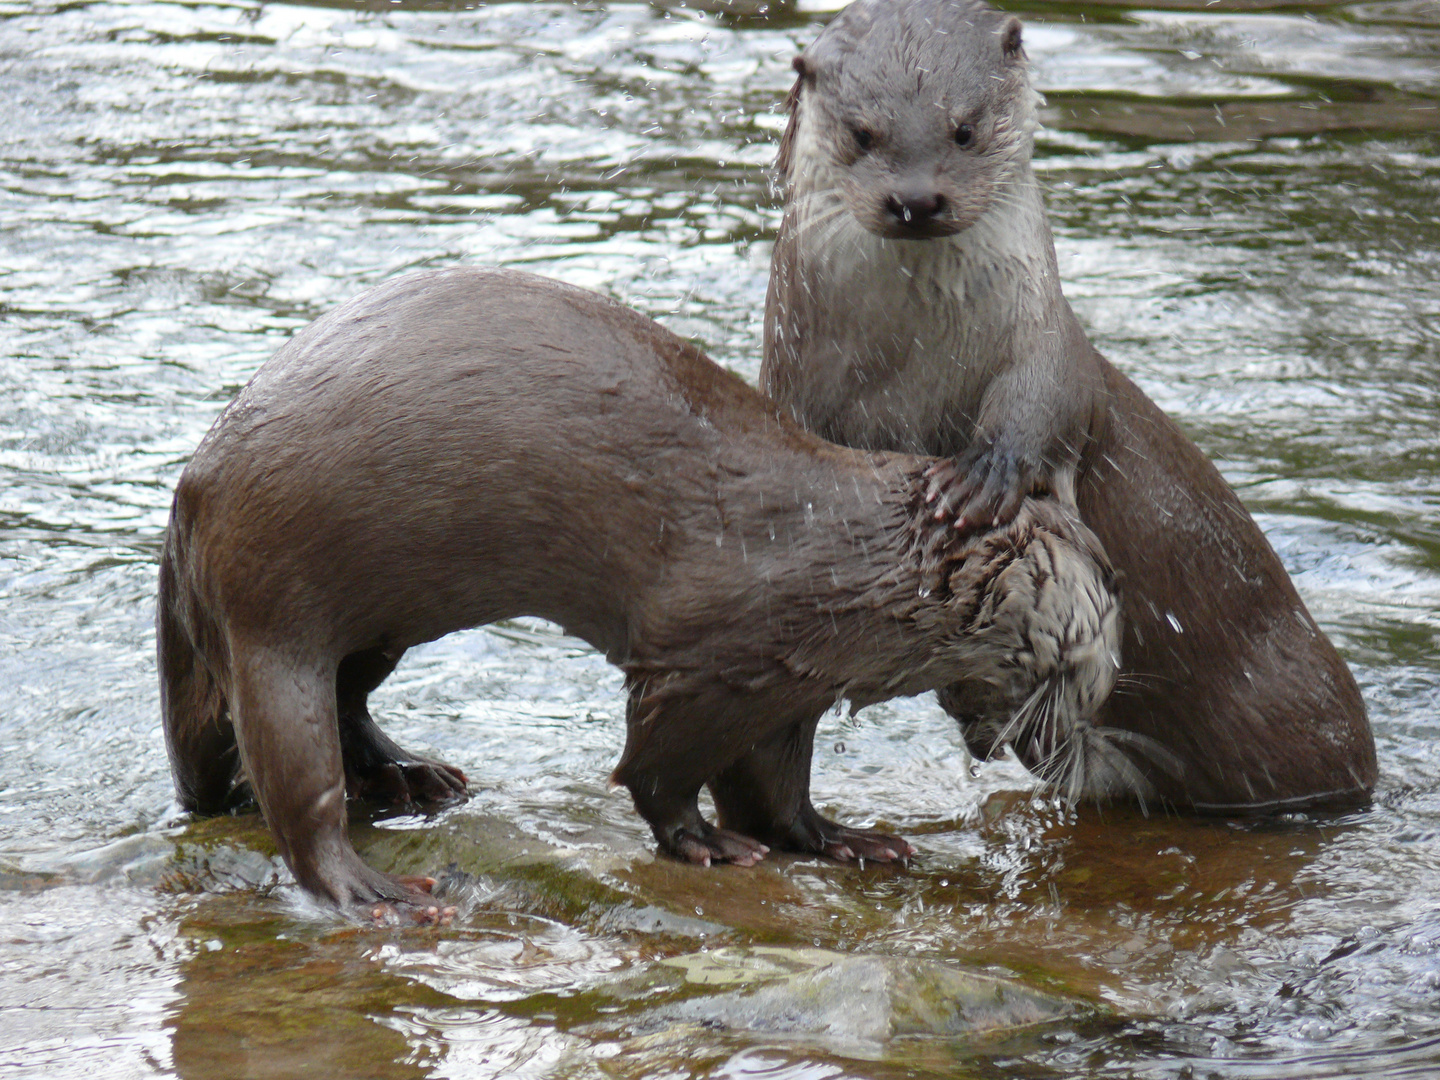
left=367, top=875, right=459, bottom=927
left=346, top=755, right=468, bottom=807
left=799, top=808, right=914, bottom=863
left=669, top=824, right=770, bottom=868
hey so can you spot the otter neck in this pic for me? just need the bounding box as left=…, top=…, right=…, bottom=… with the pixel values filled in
left=707, top=451, right=970, bottom=703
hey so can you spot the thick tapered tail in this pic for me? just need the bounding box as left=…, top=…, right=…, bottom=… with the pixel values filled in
left=157, top=515, right=243, bottom=813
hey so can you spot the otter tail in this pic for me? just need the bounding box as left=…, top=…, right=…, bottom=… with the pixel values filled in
left=157, top=507, right=243, bottom=813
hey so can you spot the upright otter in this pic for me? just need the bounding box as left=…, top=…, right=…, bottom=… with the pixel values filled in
left=763, top=0, right=1376, bottom=810
left=159, top=267, right=1123, bottom=912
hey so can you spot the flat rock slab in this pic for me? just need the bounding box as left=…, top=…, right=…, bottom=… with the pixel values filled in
left=645, top=946, right=1084, bottom=1043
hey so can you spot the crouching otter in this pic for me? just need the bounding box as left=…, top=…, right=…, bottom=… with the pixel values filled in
left=158, top=267, right=1123, bottom=912
left=763, top=0, right=1376, bottom=810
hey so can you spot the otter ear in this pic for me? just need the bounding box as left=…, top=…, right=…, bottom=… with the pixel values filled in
left=784, top=55, right=812, bottom=117
left=784, top=54, right=816, bottom=119
left=1001, top=17, right=1024, bottom=60
left=779, top=56, right=813, bottom=178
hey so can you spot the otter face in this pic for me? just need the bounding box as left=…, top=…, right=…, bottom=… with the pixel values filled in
left=782, top=0, right=1037, bottom=240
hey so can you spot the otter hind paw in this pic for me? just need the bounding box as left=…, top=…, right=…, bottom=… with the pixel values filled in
left=346, top=754, right=469, bottom=808
left=671, top=825, right=770, bottom=868
left=803, top=812, right=915, bottom=864
left=368, top=882, right=459, bottom=927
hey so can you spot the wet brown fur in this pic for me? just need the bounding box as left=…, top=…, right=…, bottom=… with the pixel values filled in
left=763, top=0, right=1376, bottom=810
left=159, top=267, right=1120, bottom=910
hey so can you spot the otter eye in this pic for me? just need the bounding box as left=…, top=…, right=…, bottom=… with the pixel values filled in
left=848, top=123, right=875, bottom=152
left=954, top=123, right=975, bottom=148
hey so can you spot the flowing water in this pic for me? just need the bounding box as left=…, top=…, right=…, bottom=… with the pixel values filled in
left=1, top=0, right=1438, bottom=1075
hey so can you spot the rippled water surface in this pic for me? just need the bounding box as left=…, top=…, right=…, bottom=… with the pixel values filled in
left=2, top=0, right=1438, bottom=1075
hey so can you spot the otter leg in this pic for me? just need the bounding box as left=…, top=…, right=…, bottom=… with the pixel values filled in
left=159, top=638, right=243, bottom=813
left=335, top=648, right=468, bottom=806
left=708, top=717, right=914, bottom=863
left=229, top=642, right=437, bottom=910
left=612, top=680, right=771, bottom=867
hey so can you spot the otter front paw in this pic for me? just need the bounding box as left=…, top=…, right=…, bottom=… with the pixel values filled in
left=367, top=875, right=459, bottom=927
left=924, top=439, right=1043, bottom=534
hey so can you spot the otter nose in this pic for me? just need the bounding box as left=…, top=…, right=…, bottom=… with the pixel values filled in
left=885, top=189, right=945, bottom=225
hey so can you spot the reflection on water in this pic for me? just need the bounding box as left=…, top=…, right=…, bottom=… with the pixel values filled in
left=0, top=0, right=1437, bottom=1075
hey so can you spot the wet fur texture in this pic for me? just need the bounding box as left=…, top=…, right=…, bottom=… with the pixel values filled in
left=763, top=0, right=1376, bottom=810
left=159, top=267, right=1120, bottom=910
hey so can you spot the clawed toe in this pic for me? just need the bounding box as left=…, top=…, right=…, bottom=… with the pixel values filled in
left=801, top=809, right=915, bottom=864
left=349, top=758, right=469, bottom=808
left=366, top=875, right=459, bottom=926
left=403, top=761, right=468, bottom=803
left=673, top=826, right=769, bottom=868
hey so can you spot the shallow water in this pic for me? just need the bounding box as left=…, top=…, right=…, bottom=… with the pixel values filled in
left=1, top=0, right=1438, bottom=1075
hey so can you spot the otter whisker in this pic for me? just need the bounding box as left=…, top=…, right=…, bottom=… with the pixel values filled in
left=1092, top=726, right=1186, bottom=780
left=1111, top=671, right=1178, bottom=699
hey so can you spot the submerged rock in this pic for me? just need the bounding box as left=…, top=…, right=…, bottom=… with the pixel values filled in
left=642, top=946, right=1083, bottom=1044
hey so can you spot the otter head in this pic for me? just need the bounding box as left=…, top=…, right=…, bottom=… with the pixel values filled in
left=781, top=0, right=1038, bottom=240
left=905, top=494, right=1164, bottom=805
